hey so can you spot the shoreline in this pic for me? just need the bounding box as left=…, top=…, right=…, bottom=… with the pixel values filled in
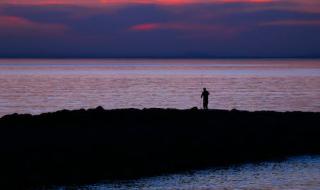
left=0, top=107, right=319, bottom=187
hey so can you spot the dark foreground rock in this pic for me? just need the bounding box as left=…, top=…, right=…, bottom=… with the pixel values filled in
left=0, top=108, right=319, bottom=187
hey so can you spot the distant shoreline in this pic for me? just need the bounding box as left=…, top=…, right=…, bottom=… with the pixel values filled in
left=0, top=107, right=319, bottom=187
left=1, top=57, right=320, bottom=60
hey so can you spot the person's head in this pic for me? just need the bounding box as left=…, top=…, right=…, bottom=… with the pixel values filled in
left=203, top=88, right=207, bottom=91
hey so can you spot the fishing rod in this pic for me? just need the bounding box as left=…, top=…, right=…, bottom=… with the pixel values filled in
left=200, top=71, right=204, bottom=109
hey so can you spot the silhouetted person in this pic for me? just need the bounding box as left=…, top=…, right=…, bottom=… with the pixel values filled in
left=201, top=88, right=210, bottom=110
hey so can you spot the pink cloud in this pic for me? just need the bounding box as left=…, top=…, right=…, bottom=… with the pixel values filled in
left=0, top=0, right=274, bottom=5
left=261, top=19, right=320, bottom=26
left=131, top=23, right=161, bottom=31
left=131, top=22, right=233, bottom=30
left=0, top=0, right=316, bottom=6
left=0, top=16, right=68, bottom=37
left=2, top=0, right=320, bottom=15
left=130, top=22, right=240, bottom=39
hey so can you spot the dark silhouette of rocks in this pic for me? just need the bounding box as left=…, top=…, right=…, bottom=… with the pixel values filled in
left=0, top=107, right=319, bottom=188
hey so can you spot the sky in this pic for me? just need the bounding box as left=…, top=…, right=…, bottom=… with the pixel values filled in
left=0, top=0, right=320, bottom=58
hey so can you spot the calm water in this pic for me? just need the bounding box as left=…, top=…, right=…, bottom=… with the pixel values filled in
left=0, top=59, right=320, bottom=116
left=50, top=156, right=320, bottom=190
left=2, top=59, right=320, bottom=189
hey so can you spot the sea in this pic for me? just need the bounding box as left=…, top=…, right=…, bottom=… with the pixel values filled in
left=49, top=156, right=320, bottom=190
left=1, top=59, right=320, bottom=190
left=0, top=59, right=319, bottom=117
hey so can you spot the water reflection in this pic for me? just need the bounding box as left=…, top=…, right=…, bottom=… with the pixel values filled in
left=51, top=156, right=320, bottom=190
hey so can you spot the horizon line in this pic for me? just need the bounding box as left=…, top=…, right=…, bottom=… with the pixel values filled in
left=1, top=56, right=320, bottom=60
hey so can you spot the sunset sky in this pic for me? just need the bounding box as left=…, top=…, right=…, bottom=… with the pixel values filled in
left=0, top=0, right=320, bottom=58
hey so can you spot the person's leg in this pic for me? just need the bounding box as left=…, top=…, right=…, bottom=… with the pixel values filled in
left=204, top=100, right=208, bottom=109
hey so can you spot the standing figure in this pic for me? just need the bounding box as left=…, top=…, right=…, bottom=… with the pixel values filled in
left=201, top=88, right=210, bottom=110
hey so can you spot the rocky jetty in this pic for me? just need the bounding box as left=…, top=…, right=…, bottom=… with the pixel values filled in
left=0, top=107, right=319, bottom=187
